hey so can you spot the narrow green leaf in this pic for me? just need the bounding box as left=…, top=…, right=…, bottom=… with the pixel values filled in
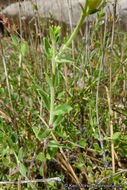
left=48, top=140, right=62, bottom=148
left=54, top=68, right=60, bottom=87
left=32, top=4, right=38, bottom=11
left=11, top=33, right=19, bottom=46
left=79, top=3, right=85, bottom=13
left=93, top=143, right=101, bottom=151
left=45, top=73, right=53, bottom=87
left=43, top=37, right=51, bottom=57
left=32, top=126, right=51, bottom=142
left=38, top=127, right=51, bottom=141
left=53, top=104, right=72, bottom=115
left=21, top=41, right=28, bottom=57
left=29, top=97, right=33, bottom=107
left=55, top=57, right=75, bottom=63
left=79, top=139, right=87, bottom=148
left=39, top=163, right=43, bottom=177
left=19, top=162, right=27, bottom=176
left=53, top=115, right=63, bottom=127
left=38, top=89, right=50, bottom=110
left=75, top=162, right=84, bottom=168
left=112, top=132, right=121, bottom=140
left=32, top=126, right=39, bottom=139
left=49, top=27, right=55, bottom=42
left=18, top=147, right=24, bottom=162
left=36, top=152, right=46, bottom=161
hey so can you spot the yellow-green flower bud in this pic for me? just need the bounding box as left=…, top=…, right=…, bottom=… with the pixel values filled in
left=88, top=0, right=102, bottom=12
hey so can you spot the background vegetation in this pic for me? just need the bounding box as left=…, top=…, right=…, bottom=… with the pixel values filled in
left=0, top=0, right=127, bottom=189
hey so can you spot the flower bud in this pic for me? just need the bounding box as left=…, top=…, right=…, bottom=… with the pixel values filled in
left=88, top=0, right=102, bottom=12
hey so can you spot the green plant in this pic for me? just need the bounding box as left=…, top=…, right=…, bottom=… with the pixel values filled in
left=0, top=0, right=127, bottom=189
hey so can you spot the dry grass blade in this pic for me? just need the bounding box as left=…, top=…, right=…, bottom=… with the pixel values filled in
left=105, top=86, right=115, bottom=175
left=0, top=109, right=12, bottom=122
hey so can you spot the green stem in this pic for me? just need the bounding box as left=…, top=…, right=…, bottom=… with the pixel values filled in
left=49, top=1, right=88, bottom=126
left=52, top=41, right=56, bottom=75
left=49, top=86, right=55, bottom=126
left=49, top=41, right=56, bottom=126
left=57, top=0, right=88, bottom=58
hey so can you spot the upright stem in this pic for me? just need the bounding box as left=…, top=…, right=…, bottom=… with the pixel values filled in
left=49, top=41, right=56, bottom=126
left=57, top=0, right=88, bottom=58
left=49, top=86, right=55, bottom=126
left=49, top=0, right=88, bottom=126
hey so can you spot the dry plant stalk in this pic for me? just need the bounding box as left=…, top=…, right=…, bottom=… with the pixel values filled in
left=105, top=86, right=115, bottom=174
left=0, top=110, right=12, bottom=123
left=0, top=38, right=13, bottom=111
left=39, top=116, right=86, bottom=190
left=0, top=177, right=62, bottom=185
left=18, top=176, right=21, bottom=190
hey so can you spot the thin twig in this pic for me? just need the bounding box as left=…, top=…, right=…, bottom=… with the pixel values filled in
left=99, top=59, right=127, bottom=88
left=0, top=110, right=12, bottom=123
left=83, top=152, right=104, bottom=164
left=18, top=176, right=21, bottom=190
left=0, top=177, right=62, bottom=185
left=95, top=169, right=127, bottom=184
left=0, top=37, right=13, bottom=111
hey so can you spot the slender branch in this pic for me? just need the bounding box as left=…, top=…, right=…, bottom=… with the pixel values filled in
left=95, top=169, right=127, bottom=184
left=0, top=177, right=62, bottom=185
